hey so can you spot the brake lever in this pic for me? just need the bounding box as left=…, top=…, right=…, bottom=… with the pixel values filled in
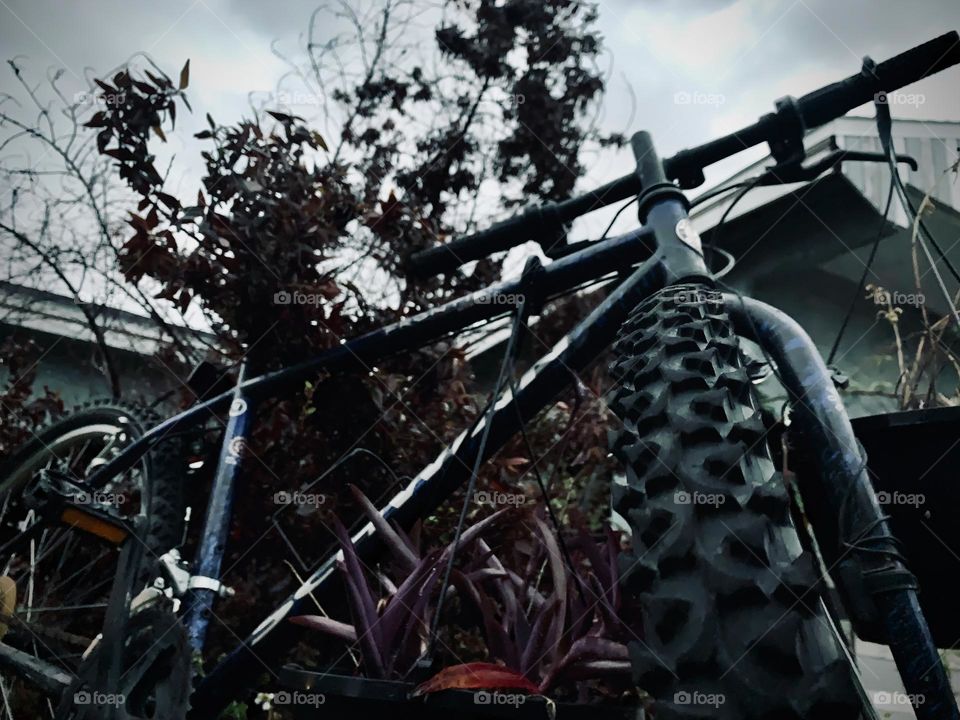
left=756, top=149, right=917, bottom=186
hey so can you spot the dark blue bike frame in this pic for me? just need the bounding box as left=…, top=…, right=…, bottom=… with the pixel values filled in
left=6, top=29, right=960, bottom=713
left=57, top=183, right=953, bottom=720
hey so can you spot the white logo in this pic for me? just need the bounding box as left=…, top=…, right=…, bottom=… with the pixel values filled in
left=228, top=398, right=248, bottom=417
left=675, top=219, right=702, bottom=252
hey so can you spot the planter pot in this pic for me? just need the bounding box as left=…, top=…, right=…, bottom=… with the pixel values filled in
left=278, top=666, right=642, bottom=720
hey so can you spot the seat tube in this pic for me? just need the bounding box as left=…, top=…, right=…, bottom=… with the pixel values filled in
left=183, top=360, right=254, bottom=652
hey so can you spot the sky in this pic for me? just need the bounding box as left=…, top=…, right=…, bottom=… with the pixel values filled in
left=1, top=0, right=959, bottom=260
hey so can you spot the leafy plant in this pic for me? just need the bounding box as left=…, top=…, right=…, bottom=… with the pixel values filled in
left=292, top=485, right=512, bottom=678
left=292, top=486, right=632, bottom=698
left=0, top=337, right=63, bottom=456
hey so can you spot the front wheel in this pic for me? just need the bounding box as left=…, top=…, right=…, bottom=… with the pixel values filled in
left=607, top=284, right=859, bottom=719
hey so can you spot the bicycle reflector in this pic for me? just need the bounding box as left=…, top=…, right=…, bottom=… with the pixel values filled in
left=60, top=507, right=130, bottom=545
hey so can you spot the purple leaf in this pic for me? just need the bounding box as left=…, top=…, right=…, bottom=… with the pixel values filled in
left=533, top=516, right=567, bottom=665
left=520, top=596, right=560, bottom=677
left=467, top=568, right=510, bottom=583
left=379, top=549, right=442, bottom=649
left=392, top=564, right=442, bottom=675
left=539, top=637, right=629, bottom=690
left=439, top=507, right=512, bottom=561
left=331, top=517, right=385, bottom=677
left=472, top=583, right=517, bottom=669
left=290, top=615, right=357, bottom=642
left=349, top=484, right=419, bottom=572
left=576, top=529, right=612, bottom=591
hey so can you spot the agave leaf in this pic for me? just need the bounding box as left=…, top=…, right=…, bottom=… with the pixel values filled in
left=349, top=484, right=419, bottom=572
left=466, top=568, right=509, bottom=583
left=590, top=573, right=623, bottom=637
left=412, top=662, right=540, bottom=697
left=376, top=571, right=399, bottom=596
left=392, top=563, right=443, bottom=675
left=576, top=529, right=612, bottom=592
left=533, top=516, right=567, bottom=665
left=449, top=569, right=483, bottom=611
left=539, top=636, right=629, bottom=691
left=439, top=507, right=511, bottom=561
left=379, top=548, right=442, bottom=649
left=390, top=518, right=420, bottom=559
left=471, top=582, right=518, bottom=669
left=520, top=596, right=561, bottom=677
left=331, top=517, right=385, bottom=677
left=476, top=539, right=524, bottom=648
left=289, top=615, right=357, bottom=642
left=567, top=583, right=596, bottom=641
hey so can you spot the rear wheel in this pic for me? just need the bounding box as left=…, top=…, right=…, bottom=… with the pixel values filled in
left=0, top=400, right=186, bottom=718
left=607, top=284, right=859, bottom=719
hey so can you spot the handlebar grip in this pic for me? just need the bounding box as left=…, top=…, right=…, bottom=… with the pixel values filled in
left=798, top=31, right=960, bottom=128
left=875, top=30, right=960, bottom=91
left=407, top=212, right=537, bottom=277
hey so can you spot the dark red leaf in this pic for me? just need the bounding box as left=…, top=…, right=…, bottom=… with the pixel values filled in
left=412, top=663, right=539, bottom=697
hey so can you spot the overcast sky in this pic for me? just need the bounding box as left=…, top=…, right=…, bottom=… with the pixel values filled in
left=2, top=0, right=959, bottom=243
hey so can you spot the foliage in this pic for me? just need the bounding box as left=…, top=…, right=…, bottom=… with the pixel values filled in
left=1, top=0, right=623, bottom=709
left=0, top=337, right=63, bottom=457
left=292, top=486, right=632, bottom=698
left=69, top=0, right=620, bottom=673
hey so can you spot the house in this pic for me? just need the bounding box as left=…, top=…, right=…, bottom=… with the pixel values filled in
left=0, top=280, right=203, bottom=406
left=693, top=115, right=960, bottom=416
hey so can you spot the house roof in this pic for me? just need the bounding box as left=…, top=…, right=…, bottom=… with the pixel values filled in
left=691, top=116, right=960, bottom=230
left=0, top=280, right=214, bottom=356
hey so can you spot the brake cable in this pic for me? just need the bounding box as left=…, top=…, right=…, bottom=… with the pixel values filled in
left=827, top=178, right=896, bottom=366
left=876, top=100, right=960, bottom=329
left=423, top=257, right=588, bottom=662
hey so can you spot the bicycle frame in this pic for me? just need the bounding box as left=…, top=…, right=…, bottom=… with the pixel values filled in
left=1, top=134, right=956, bottom=720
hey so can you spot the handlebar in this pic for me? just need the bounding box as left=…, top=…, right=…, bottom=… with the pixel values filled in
left=408, top=31, right=960, bottom=277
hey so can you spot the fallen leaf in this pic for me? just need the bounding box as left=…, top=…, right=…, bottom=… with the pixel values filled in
left=412, top=663, right=539, bottom=697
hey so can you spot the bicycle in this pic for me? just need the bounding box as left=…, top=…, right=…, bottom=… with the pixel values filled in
left=1, top=31, right=959, bottom=720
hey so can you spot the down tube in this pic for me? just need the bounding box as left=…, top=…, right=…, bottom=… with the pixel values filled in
left=188, top=257, right=667, bottom=717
